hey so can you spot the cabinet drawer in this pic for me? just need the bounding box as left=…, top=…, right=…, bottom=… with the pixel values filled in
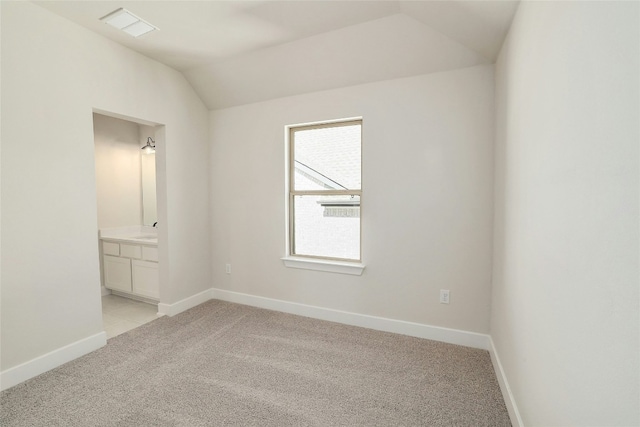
left=142, top=246, right=158, bottom=262
left=103, top=241, right=120, bottom=256
left=120, top=244, right=142, bottom=259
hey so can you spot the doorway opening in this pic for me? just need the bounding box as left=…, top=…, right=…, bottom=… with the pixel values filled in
left=92, top=110, right=165, bottom=339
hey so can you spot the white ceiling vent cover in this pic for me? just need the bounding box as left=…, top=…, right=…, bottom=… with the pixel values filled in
left=100, top=8, right=158, bottom=38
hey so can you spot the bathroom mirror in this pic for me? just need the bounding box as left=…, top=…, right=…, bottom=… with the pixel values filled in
left=141, top=151, right=157, bottom=226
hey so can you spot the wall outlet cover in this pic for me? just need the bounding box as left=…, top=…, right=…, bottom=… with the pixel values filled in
left=440, top=289, right=450, bottom=304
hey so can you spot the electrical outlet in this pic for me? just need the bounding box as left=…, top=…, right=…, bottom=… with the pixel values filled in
left=225, top=263, right=231, bottom=274
left=440, top=289, right=450, bottom=304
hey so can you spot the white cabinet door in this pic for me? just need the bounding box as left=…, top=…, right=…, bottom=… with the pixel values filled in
left=132, top=259, right=159, bottom=299
left=104, top=255, right=132, bottom=293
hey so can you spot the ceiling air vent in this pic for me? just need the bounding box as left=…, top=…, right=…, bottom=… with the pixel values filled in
left=100, top=8, right=158, bottom=38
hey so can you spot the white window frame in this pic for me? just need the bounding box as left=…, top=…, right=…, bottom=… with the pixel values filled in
left=282, top=117, right=365, bottom=275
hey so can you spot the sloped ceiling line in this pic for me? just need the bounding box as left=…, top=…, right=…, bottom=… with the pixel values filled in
left=186, top=13, right=491, bottom=110
left=33, top=1, right=519, bottom=110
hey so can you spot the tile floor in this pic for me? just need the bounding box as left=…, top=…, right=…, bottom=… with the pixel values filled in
left=102, top=294, right=159, bottom=339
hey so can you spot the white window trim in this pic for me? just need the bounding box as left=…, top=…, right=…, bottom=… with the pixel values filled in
left=283, top=117, right=365, bottom=274
left=281, top=256, right=365, bottom=276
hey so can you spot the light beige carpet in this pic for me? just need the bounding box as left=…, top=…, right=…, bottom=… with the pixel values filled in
left=1, top=300, right=511, bottom=426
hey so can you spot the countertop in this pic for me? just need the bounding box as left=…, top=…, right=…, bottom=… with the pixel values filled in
left=99, top=226, right=158, bottom=245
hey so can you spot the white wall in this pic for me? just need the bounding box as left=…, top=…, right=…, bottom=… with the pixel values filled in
left=492, top=1, right=639, bottom=425
left=210, top=65, right=494, bottom=334
left=93, top=113, right=142, bottom=229
left=0, top=2, right=210, bottom=378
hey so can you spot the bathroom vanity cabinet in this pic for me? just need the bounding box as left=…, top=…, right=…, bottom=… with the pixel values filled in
left=102, top=240, right=159, bottom=300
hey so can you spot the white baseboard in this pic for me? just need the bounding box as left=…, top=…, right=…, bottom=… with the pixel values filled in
left=211, top=288, right=490, bottom=350
left=100, top=286, right=111, bottom=296
left=0, top=332, right=107, bottom=392
left=158, top=288, right=214, bottom=317
left=489, top=337, right=523, bottom=427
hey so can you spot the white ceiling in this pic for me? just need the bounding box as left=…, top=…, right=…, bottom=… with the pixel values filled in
left=35, top=1, right=520, bottom=110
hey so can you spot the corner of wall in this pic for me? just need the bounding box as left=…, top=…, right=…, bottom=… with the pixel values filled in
left=157, top=288, right=214, bottom=317
left=488, top=336, right=523, bottom=427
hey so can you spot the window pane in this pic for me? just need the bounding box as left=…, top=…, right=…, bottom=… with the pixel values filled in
left=293, top=124, right=361, bottom=191
left=293, top=194, right=360, bottom=260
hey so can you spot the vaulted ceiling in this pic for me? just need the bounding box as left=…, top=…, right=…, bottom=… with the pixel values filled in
left=35, top=1, right=520, bottom=109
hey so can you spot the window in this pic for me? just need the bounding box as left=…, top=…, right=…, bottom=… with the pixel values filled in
left=288, top=119, right=362, bottom=263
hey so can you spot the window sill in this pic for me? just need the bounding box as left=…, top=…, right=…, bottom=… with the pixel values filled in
left=281, top=256, right=365, bottom=276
